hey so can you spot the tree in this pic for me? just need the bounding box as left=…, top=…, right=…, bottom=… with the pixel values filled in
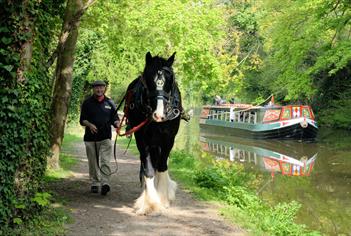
left=258, top=0, right=351, bottom=101
left=48, top=0, right=83, bottom=169
left=49, top=0, right=96, bottom=169
left=79, top=0, right=230, bottom=104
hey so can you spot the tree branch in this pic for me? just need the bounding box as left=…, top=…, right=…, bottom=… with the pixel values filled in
left=237, top=43, right=260, bottom=67
left=46, top=0, right=97, bottom=68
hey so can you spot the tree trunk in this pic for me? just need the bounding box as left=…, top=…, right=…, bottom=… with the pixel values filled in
left=48, top=0, right=83, bottom=169
left=16, top=0, right=33, bottom=84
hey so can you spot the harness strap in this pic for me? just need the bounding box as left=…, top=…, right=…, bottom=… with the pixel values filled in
left=148, top=90, right=170, bottom=99
left=117, top=86, right=150, bottom=137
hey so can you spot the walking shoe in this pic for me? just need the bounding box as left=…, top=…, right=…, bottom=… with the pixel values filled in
left=101, top=184, right=110, bottom=196
left=91, top=186, right=99, bottom=193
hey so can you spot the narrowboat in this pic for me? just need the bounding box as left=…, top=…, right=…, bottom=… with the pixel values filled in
left=199, top=102, right=318, bottom=140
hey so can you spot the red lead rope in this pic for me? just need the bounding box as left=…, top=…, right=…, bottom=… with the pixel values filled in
left=116, top=115, right=149, bottom=136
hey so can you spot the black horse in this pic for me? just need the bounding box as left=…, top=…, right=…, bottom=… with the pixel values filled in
left=124, top=52, right=181, bottom=214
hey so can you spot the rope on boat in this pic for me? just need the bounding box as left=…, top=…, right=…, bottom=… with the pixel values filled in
left=236, top=94, right=273, bottom=112
left=257, top=94, right=273, bottom=106
left=205, top=94, right=274, bottom=122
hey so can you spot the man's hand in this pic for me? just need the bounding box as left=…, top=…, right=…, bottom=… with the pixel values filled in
left=88, top=123, right=98, bottom=134
left=114, top=120, right=120, bottom=128
left=82, top=120, right=98, bottom=134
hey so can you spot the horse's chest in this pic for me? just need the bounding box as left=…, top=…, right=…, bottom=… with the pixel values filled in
left=146, top=126, right=169, bottom=136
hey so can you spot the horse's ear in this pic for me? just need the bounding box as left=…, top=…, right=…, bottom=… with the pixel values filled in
left=166, top=52, right=176, bottom=67
left=146, top=52, right=152, bottom=64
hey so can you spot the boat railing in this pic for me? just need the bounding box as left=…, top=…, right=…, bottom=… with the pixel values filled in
left=207, top=110, right=258, bottom=124
left=208, top=142, right=258, bottom=164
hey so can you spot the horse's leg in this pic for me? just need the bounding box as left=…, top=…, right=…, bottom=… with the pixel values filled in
left=155, top=141, right=177, bottom=208
left=134, top=145, right=163, bottom=215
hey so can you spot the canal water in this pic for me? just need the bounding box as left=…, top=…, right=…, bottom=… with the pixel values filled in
left=174, top=113, right=351, bottom=235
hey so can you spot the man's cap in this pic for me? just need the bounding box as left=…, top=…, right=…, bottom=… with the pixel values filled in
left=91, top=80, right=106, bottom=87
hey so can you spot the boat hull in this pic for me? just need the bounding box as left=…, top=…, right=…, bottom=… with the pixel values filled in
left=199, top=120, right=318, bottom=140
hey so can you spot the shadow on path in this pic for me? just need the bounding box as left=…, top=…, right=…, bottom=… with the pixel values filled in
left=48, top=140, right=246, bottom=236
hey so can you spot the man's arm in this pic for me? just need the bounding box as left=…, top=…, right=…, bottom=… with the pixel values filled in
left=80, top=100, right=98, bottom=134
left=81, top=120, right=98, bottom=134
left=108, top=99, right=120, bottom=128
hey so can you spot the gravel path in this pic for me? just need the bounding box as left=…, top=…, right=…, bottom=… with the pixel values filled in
left=49, top=140, right=247, bottom=236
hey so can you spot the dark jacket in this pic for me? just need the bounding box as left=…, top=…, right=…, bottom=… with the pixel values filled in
left=80, top=95, right=119, bottom=141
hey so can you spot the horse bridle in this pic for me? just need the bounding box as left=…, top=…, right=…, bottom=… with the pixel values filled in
left=140, top=66, right=180, bottom=121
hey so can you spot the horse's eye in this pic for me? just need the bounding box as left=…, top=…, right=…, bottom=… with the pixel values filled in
left=164, top=70, right=171, bottom=76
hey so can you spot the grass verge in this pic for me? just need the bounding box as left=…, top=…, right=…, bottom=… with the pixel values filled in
left=4, top=152, right=77, bottom=236
left=115, top=135, right=139, bottom=156
left=5, top=204, right=72, bottom=236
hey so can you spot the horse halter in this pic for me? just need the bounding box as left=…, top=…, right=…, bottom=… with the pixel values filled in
left=141, top=66, right=180, bottom=122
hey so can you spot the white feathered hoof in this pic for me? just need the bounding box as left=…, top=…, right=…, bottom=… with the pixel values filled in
left=134, top=177, right=164, bottom=215
left=156, top=171, right=177, bottom=208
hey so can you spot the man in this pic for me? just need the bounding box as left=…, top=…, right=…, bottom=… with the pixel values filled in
left=80, top=80, right=119, bottom=195
left=214, top=95, right=223, bottom=105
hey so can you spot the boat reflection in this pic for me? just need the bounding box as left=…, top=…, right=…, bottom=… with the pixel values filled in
left=199, top=135, right=318, bottom=177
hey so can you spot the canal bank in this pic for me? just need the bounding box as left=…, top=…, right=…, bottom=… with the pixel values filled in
left=174, top=114, right=351, bottom=235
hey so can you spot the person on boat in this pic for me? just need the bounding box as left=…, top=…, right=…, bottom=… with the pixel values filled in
left=214, top=95, right=224, bottom=105
left=230, top=106, right=235, bottom=122
left=266, top=95, right=275, bottom=107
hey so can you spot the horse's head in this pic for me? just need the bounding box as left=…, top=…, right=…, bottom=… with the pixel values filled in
left=141, top=51, right=177, bottom=122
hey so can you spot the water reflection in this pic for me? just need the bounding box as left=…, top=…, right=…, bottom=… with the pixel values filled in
left=199, top=135, right=318, bottom=177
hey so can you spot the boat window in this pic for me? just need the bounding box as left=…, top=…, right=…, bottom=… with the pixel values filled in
left=302, top=108, right=311, bottom=118
left=281, top=107, right=291, bottom=119
left=201, top=108, right=210, bottom=119
left=292, top=106, right=301, bottom=118
left=263, top=109, right=281, bottom=123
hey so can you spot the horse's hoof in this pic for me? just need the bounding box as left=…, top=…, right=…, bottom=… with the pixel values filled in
left=135, top=204, right=165, bottom=215
left=149, top=210, right=163, bottom=217
left=159, top=198, right=170, bottom=208
left=135, top=208, right=147, bottom=215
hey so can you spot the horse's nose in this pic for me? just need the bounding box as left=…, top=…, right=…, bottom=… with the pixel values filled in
left=153, top=112, right=165, bottom=122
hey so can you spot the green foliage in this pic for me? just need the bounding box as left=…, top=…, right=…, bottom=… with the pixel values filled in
left=0, top=0, right=64, bottom=228
left=256, top=0, right=351, bottom=105
left=31, top=192, right=51, bottom=207
left=80, top=0, right=229, bottom=106
left=194, top=160, right=255, bottom=191
left=224, top=186, right=259, bottom=209
left=68, top=29, right=101, bottom=122
left=222, top=0, right=264, bottom=101
left=313, top=64, right=351, bottom=129
left=195, top=167, right=228, bottom=191
left=0, top=203, right=71, bottom=236
left=2, top=135, right=76, bottom=235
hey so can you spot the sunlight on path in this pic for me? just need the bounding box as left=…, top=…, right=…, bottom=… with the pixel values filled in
left=52, top=139, right=246, bottom=236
